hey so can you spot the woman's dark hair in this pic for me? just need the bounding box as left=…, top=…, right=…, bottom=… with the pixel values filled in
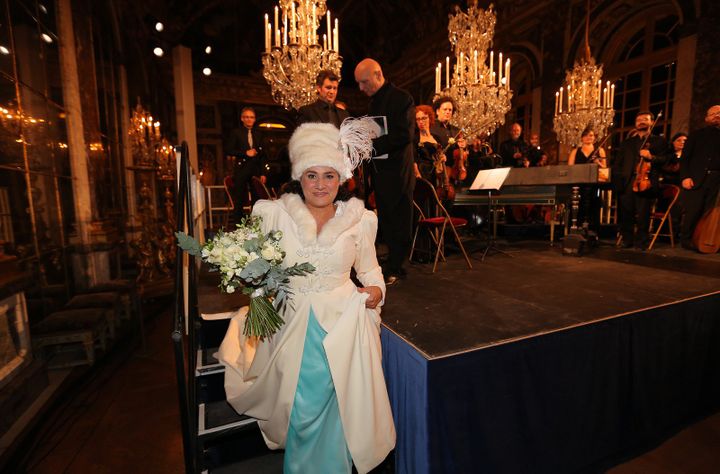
left=281, top=179, right=354, bottom=202
left=432, top=96, right=458, bottom=114
left=580, top=125, right=595, bottom=138
left=671, top=132, right=688, bottom=143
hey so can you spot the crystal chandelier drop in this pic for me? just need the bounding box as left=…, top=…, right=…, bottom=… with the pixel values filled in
left=261, top=0, right=342, bottom=110
left=435, top=2, right=512, bottom=137
left=553, top=1, right=614, bottom=146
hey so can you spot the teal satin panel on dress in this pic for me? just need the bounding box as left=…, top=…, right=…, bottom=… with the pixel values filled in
left=284, top=309, right=352, bottom=473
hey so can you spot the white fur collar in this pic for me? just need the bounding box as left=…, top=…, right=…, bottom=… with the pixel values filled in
left=279, top=193, right=365, bottom=247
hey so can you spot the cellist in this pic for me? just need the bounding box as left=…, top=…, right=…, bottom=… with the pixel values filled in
left=612, top=111, right=671, bottom=249
left=679, top=105, right=720, bottom=250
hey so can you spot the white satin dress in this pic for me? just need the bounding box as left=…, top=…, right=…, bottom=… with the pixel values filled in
left=217, top=193, right=396, bottom=473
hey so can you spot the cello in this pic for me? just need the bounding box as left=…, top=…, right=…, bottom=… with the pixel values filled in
left=632, top=111, right=662, bottom=193
left=692, top=191, right=720, bottom=253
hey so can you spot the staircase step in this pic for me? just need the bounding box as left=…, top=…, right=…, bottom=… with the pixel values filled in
left=199, top=400, right=256, bottom=439
left=201, top=423, right=281, bottom=473
left=196, top=347, right=223, bottom=376
left=208, top=450, right=284, bottom=473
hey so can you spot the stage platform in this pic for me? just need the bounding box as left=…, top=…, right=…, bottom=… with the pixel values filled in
left=380, top=242, right=720, bottom=473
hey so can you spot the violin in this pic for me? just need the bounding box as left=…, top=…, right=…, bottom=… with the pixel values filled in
left=632, top=111, right=662, bottom=193
left=451, top=146, right=468, bottom=182
left=433, top=144, right=455, bottom=201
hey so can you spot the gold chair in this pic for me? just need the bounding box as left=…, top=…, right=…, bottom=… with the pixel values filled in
left=410, top=178, right=472, bottom=273
left=250, top=176, right=275, bottom=203
left=206, top=176, right=235, bottom=230
left=647, top=184, right=680, bottom=250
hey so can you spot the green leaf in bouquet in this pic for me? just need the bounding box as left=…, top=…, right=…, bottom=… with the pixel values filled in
left=175, top=232, right=202, bottom=256
left=243, top=238, right=262, bottom=253
left=264, top=275, right=277, bottom=291
left=285, top=262, right=316, bottom=276
left=239, top=257, right=271, bottom=281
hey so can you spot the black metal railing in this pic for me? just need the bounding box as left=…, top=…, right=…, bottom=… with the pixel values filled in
left=172, top=142, right=199, bottom=473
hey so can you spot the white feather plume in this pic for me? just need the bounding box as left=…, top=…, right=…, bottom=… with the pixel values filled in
left=338, top=117, right=378, bottom=174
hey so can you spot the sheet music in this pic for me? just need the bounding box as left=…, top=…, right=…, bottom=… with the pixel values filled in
left=368, top=115, right=389, bottom=159
left=469, top=167, right=512, bottom=191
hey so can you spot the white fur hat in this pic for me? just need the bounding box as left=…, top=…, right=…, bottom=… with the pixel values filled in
left=289, top=118, right=377, bottom=182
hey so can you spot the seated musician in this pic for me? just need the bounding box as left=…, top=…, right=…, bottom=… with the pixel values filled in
left=527, top=133, right=550, bottom=167
left=499, top=122, right=529, bottom=168
left=414, top=105, right=455, bottom=209
left=660, top=132, right=687, bottom=186
left=413, top=105, right=444, bottom=183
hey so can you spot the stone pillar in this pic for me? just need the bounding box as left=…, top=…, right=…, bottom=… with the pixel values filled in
left=690, top=0, right=720, bottom=130
left=172, top=46, right=198, bottom=171
left=118, top=64, right=140, bottom=241
left=672, top=34, right=696, bottom=135
left=538, top=1, right=571, bottom=164
left=57, top=0, right=105, bottom=287
left=531, top=86, right=542, bottom=136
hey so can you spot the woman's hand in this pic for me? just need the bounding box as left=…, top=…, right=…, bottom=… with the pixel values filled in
left=358, top=286, right=382, bottom=309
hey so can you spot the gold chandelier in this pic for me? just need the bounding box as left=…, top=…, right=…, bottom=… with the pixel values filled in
left=435, top=1, right=512, bottom=137
left=553, top=1, right=614, bottom=146
left=261, top=0, right=342, bottom=110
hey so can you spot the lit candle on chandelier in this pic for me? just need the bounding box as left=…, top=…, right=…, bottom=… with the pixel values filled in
left=558, top=87, right=563, bottom=114
left=606, top=81, right=611, bottom=109
left=610, top=84, right=615, bottom=109
left=326, top=11, right=332, bottom=50
left=264, top=14, right=270, bottom=52
left=323, top=33, right=327, bottom=51
left=435, top=63, right=440, bottom=94
left=291, top=2, right=296, bottom=42
left=473, top=50, right=478, bottom=83
left=555, top=91, right=559, bottom=116
left=498, top=52, right=503, bottom=86
left=274, top=6, right=279, bottom=47
left=312, top=4, right=316, bottom=44
left=602, top=87, right=607, bottom=109
left=334, top=19, right=339, bottom=52
left=505, top=58, right=510, bottom=89
left=446, top=56, right=450, bottom=89
left=459, top=52, right=464, bottom=82
left=597, top=80, right=602, bottom=107
left=489, top=50, right=494, bottom=84
left=283, top=12, right=287, bottom=46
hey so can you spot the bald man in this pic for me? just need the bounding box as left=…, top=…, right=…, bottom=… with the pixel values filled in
left=679, top=105, right=720, bottom=250
left=355, top=58, right=415, bottom=285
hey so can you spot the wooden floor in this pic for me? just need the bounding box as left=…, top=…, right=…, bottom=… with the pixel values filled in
left=9, top=239, right=720, bottom=473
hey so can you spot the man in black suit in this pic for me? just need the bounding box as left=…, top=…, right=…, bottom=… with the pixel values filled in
left=225, top=107, right=265, bottom=217
left=679, top=104, right=720, bottom=249
left=355, top=58, right=415, bottom=285
left=612, top=111, right=671, bottom=249
left=297, top=70, right=349, bottom=127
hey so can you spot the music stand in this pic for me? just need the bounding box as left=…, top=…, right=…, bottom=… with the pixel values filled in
left=468, top=168, right=513, bottom=261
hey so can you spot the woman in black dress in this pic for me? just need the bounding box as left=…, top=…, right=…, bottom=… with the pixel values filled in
left=567, top=126, right=608, bottom=230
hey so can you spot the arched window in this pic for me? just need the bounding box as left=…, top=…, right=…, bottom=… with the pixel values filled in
left=606, top=13, right=679, bottom=147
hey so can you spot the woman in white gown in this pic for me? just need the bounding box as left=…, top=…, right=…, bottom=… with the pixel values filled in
left=217, top=120, right=396, bottom=473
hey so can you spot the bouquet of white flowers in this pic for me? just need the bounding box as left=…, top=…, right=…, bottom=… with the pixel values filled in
left=176, top=216, right=315, bottom=339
